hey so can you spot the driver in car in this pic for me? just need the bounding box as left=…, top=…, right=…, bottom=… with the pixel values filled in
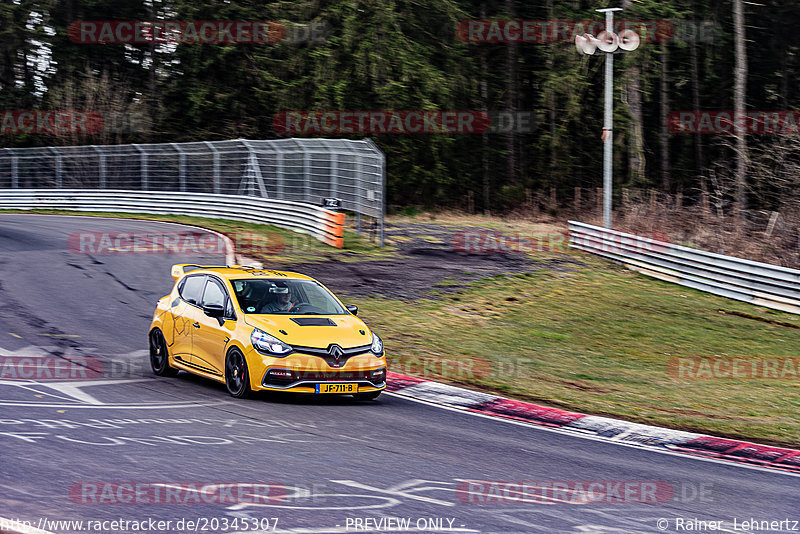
left=260, top=284, right=295, bottom=313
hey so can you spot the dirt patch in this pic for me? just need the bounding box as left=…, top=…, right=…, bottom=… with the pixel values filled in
left=274, top=221, right=584, bottom=300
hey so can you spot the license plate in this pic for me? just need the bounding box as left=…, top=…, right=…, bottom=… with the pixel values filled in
left=316, top=383, right=358, bottom=394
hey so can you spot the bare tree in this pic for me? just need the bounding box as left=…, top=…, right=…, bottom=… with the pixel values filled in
left=504, top=0, right=518, bottom=185
left=621, top=0, right=645, bottom=185
left=660, top=41, right=670, bottom=192
left=689, top=0, right=706, bottom=203
left=480, top=0, right=490, bottom=214
left=733, top=0, right=748, bottom=212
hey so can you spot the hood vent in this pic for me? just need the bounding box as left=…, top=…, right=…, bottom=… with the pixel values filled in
left=290, top=317, right=337, bottom=326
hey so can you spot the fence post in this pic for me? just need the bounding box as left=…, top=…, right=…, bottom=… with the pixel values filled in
left=240, top=139, right=268, bottom=197
left=574, top=186, right=581, bottom=212
left=133, top=144, right=148, bottom=190
left=302, top=147, right=311, bottom=203
left=355, top=152, right=364, bottom=235
left=5, top=149, right=18, bottom=188
left=203, top=141, right=220, bottom=194
left=363, top=138, right=386, bottom=247
left=378, top=149, right=386, bottom=246
left=171, top=143, right=186, bottom=192
left=330, top=152, right=338, bottom=200
left=91, top=146, right=106, bottom=188
left=48, top=147, right=63, bottom=188
left=278, top=151, right=286, bottom=199
left=276, top=151, right=284, bottom=198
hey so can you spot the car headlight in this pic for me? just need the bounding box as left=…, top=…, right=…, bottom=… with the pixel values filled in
left=370, top=333, right=384, bottom=355
left=251, top=329, right=292, bottom=356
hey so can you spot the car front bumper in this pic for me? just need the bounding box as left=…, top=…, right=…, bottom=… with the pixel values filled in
left=245, top=346, right=388, bottom=393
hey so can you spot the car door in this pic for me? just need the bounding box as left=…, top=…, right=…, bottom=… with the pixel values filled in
left=191, top=276, right=237, bottom=377
left=170, top=274, right=206, bottom=362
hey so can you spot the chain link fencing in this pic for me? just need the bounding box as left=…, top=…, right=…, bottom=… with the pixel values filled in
left=0, top=137, right=385, bottom=245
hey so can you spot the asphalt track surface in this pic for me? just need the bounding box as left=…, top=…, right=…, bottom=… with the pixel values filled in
left=0, top=214, right=797, bottom=534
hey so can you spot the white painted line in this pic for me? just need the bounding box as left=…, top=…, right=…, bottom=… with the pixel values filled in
left=384, top=391, right=800, bottom=479
left=331, top=479, right=455, bottom=507
left=0, top=401, right=230, bottom=409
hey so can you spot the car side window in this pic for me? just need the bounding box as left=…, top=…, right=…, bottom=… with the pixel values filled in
left=201, top=278, right=226, bottom=308
left=203, top=278, right=236, bottom=320
left=179, top=275, right=206, bottom=305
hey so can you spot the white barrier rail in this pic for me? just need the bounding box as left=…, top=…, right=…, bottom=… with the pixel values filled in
left=569, top=220, right=800, bottom=315
left=0, top=189, right=346, bottom=248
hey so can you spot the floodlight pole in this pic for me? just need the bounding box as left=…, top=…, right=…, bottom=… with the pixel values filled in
left=597, top=7, right=622, bottom=229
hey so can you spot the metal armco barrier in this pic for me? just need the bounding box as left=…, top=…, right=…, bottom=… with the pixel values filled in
left=0, top=189, right=346, bottom=248
left=0, top=137, right=384, bottom=246
left=569, top=220, right=800, bottom=315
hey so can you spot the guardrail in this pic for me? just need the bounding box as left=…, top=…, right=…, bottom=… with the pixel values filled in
left=0, top=137, right=385, bottom=246
left=0, top=189, right=346, bottom=248
left=569, top=220, right=800, bottom=315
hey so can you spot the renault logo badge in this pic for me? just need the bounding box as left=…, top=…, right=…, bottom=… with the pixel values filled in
left=328, top=345, right=344, bottom=367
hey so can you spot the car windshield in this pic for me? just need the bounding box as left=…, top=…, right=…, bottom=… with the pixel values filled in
left=231, top=278, right=348, bottom=315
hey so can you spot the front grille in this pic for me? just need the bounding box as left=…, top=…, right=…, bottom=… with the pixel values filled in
left=263, top=367, right=386, bottom=388
left=291, top=344, right=373, bottom=368
left=292, top=344, right=372, bottom=356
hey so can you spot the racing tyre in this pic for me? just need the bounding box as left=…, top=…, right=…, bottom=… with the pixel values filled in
left=353, top=391, right=382, bottom=401
left=225, top=348, right=251, bottom=398
left=149, top=329, right=178, bottom=377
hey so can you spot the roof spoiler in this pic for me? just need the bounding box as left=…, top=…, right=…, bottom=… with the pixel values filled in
left=170, top=264, right=258, bottom=281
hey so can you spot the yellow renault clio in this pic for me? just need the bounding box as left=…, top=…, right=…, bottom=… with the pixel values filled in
left=149, top=265, right=386, bottom=400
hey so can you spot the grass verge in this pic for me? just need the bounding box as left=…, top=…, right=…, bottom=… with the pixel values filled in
left=351, top=253, right=800, bottom=448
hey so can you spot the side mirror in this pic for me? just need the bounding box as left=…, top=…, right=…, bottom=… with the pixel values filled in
left=203, top=304, right=225, bottom=318
left=346, top=305, right=358, bottom=316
